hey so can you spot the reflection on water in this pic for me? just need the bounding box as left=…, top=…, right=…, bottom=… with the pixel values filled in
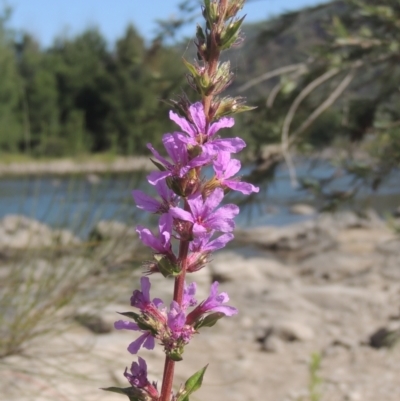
left=0, top=161, right=399, bottom=237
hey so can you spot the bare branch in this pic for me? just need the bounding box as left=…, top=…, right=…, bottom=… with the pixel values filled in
left=237, top=63, right=307, bottom=93
left=280, top=68, right=340, bottom=186
left=289, top=69, right=355, bottom=146
left=266, top=81, right=282, bottom=108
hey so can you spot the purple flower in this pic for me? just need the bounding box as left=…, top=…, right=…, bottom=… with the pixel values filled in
left=114, top=320, right=155, bottom=354
left=182, top=282, right=198, bottom=309
left=190, top=231, right=234, bottom=253
left=136, top=213, right=173, bottom=255
left=169, top=188, right=239, bottom=236
left=169, top=102, right=245, bottom=155
left=213, top=152, right=259, bottom=194
left=186, top=281, right=238, bottom=325
left=131, top=277, right=164, bottom=311
left=124, top=357, right=159, bottom=399
left=124, top=357, right=149, bottom=388
left=132, top=180, right=180, bottom=214
left=186, top=233, right=234, bottom=272
left=147, top=133, right=209, bottom=185
left=167, top=301, right=195, bottom=344
left=167, top=301, right=186, bottom=334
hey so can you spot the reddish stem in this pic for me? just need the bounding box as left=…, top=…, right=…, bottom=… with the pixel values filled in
left=159, top=201, right=190, bottom=401
left=160, top=1, right=230, bottom=397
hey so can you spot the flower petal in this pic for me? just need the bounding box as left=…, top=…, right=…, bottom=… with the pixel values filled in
left=169, top=207, right=194, bottom=223
left=189, top=102, right=206, bottom=134
left=169, top=111, right=196, bottom=137
left=128, top=333, right=149, bottom=354
left=114, top=320, right=140, bottom=331
left=205, top=137, right=246, bottom=154
left=225, top=180, right=260, bottom=195
left=208, top=116, right=234, bottom=137
left=132, top=190, right=160, bottom=213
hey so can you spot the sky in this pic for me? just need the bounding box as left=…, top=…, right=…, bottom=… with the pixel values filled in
left=6, top=0, right=328, bottom=47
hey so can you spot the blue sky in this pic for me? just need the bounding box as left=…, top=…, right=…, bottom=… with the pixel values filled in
left=6, top=0, right=327, bottom=47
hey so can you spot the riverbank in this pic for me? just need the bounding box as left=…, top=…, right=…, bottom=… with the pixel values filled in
left=1, top=211, right=400, bottom=401
left=0, top=155, right=154, bottom=176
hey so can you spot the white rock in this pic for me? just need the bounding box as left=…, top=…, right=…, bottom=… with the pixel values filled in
left=273, top=320, right=315, bottom=342
left=263, top=335, right=285, bottom=353
left=290, top=203, right=316, bottom=215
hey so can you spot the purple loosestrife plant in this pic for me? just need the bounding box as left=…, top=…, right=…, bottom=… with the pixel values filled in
left=102, top=1, right=258, bottom=400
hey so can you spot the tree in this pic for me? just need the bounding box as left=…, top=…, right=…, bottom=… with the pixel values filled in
left=0, top=12, right=23, bottom=152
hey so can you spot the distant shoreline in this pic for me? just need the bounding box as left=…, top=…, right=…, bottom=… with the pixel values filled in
left=0, top=156, right=154, bottom=176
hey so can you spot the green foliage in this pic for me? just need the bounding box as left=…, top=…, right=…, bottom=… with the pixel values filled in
left=175, top=365, right=208, bottom=401
left=298, top=352, right=322, bottom=401
left=308, top=352, right=322, bottom=401
left=0, top=14, right=187, bottom=158
left=0, top=26, right=23, bottom=151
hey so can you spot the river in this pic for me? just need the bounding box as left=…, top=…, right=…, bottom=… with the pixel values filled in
left=0, top=160, right=399, bottom=238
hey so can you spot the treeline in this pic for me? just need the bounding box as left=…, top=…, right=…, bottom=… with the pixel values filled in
left=0, top=17, right=188, bottom=156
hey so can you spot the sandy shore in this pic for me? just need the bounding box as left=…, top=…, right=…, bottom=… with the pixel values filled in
left=0, top=156, right=154, bottom=176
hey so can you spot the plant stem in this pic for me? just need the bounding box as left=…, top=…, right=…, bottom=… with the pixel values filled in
left=159, top=201, right=190, bottom=401
left=203, top=0, right=228, bottom=120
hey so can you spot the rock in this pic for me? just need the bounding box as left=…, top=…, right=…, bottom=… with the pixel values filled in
left=209, top=252, right=290, bottom=283
left=235, top=220, right=336, bottom=260
left=0, top=215, right=80, bottom=250
left=290, top=204, right=316, bottom=216
left=86, top=173, right=101, bottom=184
left=74, top=312, right=113, bottom=334
left=346, top=391, right=362, bottom=401
left=256, top=319, right=314, bottom=346
left=369, top=326, right=400, bottom=349
left=263, top=335, right=285, bottom=353
left=376, top=239, right=400, bottom=256
left=299, top=285, right=386, bottom=314
left=90, top=220, right=136, bottom=240
left=393, top=206, right=400, bottom=218
left=273, top=320, right=315, bottom=342
left=298, top=250, right=373, bottom=282
left=318, top=210, right=384, bottom=231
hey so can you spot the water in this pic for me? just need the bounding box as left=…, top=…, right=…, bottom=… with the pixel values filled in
left=0, top=161, right=399, bottom=238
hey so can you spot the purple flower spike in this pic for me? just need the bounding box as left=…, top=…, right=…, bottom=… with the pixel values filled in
left=200, top=281, right=238, bottom=316
left=147, top=133, right=209, bottom=185
left=132, top=180, right=180, bottom=214
left=130, top=276, right=151, bottom=309
left=182, top=282, right=198, bottom=310
left=170, top=102, right=234, bottom=141
left=167, top=301, right=186, bottom=334
left=128, top=332, right=155, bottom=354
left=124, top=357, right=149, bottom=388
left=170, top=102, right=245, bottom=155
left=136, top=213, right=173, bottom=255
left=169, top=188, right=239, bottom=235
left=190, top=231, right=234, bottom=253
left=114, top=320, right=156, bottom=354
left=186, top=281, right=238, bottom=325
left=214, top=152, right=259, bottom=194
left=124, top=357, right=159, bottom=399
left=167, top=301, right=195, bottom=344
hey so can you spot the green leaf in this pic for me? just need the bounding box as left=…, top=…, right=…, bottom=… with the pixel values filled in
left=175, top=365, right=208, bottom=401
left=182, top=58, right=198, bottom=77
left=101, top=387, right=141, bottom=401
left=118, top=311, right=140, bottom=320
left=150, top=158, right=166, bottom=172
left=154, top=254, right=181, bottom=278
left=194, top=312, right=225, bottom=330
left=219, top=16, right=245, bottom=50
left=332, top=16, right=348, bottom=38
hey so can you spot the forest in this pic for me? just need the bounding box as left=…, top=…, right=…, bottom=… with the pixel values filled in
left=0, top=0, right=399, bottom=192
